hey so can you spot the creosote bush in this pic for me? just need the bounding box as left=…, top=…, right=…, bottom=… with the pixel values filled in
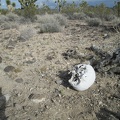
left=86, top=17, right=102, bottom=27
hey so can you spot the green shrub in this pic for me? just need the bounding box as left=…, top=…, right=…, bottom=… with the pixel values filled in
left=86, top=17, right=102, bottom=26
left=20, top=4, right=38, bottom=21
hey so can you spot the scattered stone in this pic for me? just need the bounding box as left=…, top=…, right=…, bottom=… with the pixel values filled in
left=15, top=78, right=23, bottom=83
left=4, top=94, right=11, bottom=102
left=62, top=49, right=77, bottom=59
left=15, top=104, right=23, bottom=110
left=46, top=51, right=56, bottom=60
left=0, top=56, right=2, bottom=63
left=28, top=94, right=46, bottom=104
left=6, top=40, right=17, bottom=49
left=111, top=48, right=120, bottom=65
left=62, top=49, right=85, bottom=60
left=55, top=79, right=63, bottom=85
left=88, top=45, right=111, bottom=59
left=24, top=58, right=36, bottom=64
left=87, top=45, right=120, bottom=75
left=31, top=98, right=46, bottom=104
left=108, top=67, right=120, bottom=75
left=0, top=95, right=6, bottom=109
left=103, top=33, right=110, bottom=39
left=4, top=66, right=15, bottom=72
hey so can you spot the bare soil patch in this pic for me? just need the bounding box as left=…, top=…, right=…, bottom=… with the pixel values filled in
left=0, top=20, right=120, bottom=120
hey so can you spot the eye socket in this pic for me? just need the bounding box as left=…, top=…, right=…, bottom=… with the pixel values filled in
left=74, top=78, right=78, bottom=82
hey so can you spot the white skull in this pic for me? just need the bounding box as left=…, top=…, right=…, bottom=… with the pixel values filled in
left=69, top=64, right=96, bottom=91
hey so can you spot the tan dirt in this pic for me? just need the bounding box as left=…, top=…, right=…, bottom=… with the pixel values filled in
left=0, top=20, right=120, bottom=120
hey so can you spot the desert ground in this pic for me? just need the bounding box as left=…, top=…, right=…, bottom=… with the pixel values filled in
left=0, top=17, right=120, bottom=120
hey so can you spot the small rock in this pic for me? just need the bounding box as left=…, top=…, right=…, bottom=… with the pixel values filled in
left=15, top=78, right=23, bottom=83
left=62, top=49, right=77, bottom=59
left=103, top=34, right=110, bottom=39
left=0, top=100, right=5, bottom=109
left=55, top=79, right=63, bottom=85
left=31, top=98, right=46, bottom=103
left=46, top=51, right=56, bottom=60
left=6, top=40, right=17, bottom=49
left=0, top=94, right=10, bottom=109
left=15, top=104, right=22, bottom=110
left=24, top=58, right=36, bottom=64
left=0, top=56, right=2, bottom=63
left=4, top=66, right=15, bottom=72
left=28, top=94, right=46, bottom=104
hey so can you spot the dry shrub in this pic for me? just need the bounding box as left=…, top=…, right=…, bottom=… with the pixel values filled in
left=18, top=16, right=31, bottom=24
left=0, top=15, right=9, bottom=24
left=53, top=14, right=67, bottom=26
left=18, top=27, right=37, bottom=41
left=36, top=14, right=56, bottom=24
left=111, top=18, right=120, bottom=26
left=104, top=15, right=117, bottom=21
left=111, top=18, right=120, bottom=32
left=36, top=14, right=67, bottom=33
left=39, top=22, right=61, bottom=33
left=73, top=12, right=87, bottom=20
left=86, top=17, right=102, bottom=27
left=6, top=12, right=20, bottom=22
left=1, top=22, right=19, bottom=30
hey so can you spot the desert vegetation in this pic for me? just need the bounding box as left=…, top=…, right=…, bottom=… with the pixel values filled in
left=0, top=0, right=120, bottom=120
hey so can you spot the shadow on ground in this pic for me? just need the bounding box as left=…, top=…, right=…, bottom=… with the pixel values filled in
left=0, top=87, right=7, bottom=120
left=58, top=70, right=77, bottom=91
left=96, top=107, right=120, bottom=120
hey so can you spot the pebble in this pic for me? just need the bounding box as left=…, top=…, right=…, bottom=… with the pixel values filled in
left=28, top=94, right=46, bottom=104
left=0, top=56, right=2, bottom=63
left=4, top=66, right=15, bottom=72
left=4, top=94, right=11, bottom=102
left=31, top=98, right=46, bottom=103
left=24, top=58, right=36, bottom=64
left=55, top=79, right=63, bottom=85
left=15, top=78, right=23, bottom=83
left=0, top=96, right=5, bottom=109
left=6, top=40, right=17, bottom=49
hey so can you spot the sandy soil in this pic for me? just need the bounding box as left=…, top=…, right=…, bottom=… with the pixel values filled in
left=0, top=19, right=120, bottom=120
